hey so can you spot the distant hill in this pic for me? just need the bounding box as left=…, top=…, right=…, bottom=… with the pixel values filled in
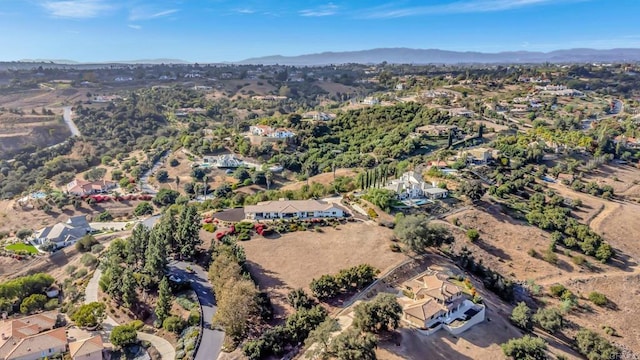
left=237, top=48, right=640, bottom=65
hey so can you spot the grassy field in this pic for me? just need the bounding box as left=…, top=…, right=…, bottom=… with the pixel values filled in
left=5, top=243, right=39, bottom=254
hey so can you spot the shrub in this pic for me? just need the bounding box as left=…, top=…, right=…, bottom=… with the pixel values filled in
left=510, top=302, right=532, bottom=330
left=588, top=291, right=608, bottom=306
left=91, top=244, right=105, bottom=254
left=81, top=253, right=98, bottom=267
left=188, top=309, right=201, bottom=326
left=549, top=284, right=566, bottom=297
left=65, top=265, right=77, bottom=275
left=176, top=296, right=197, bottom=310
left=95, top=211, right=113, bottom=222
left=528, top=249, right=538, bottom=258
left=602, top=325, right=618, bottom=336
left=575, top=328, right=620, bottom=360
left=134, top=201, right=154, bottom=216
left=466, top=229, right=480, bottom=242
left=543, top=249, right=558, bottom=264
left=110, top=324, right=138, bottom=348
left=163, top=316, right=186, bottom=333
left=571, top=255, right=586, bottom=266
left=74, top=268, right=88, bottom=279
left=202, top=223, right=216, bottom=233
left=44, top=298, right=59, bottom=311
left=367, top=208, right=378, bottom=218
left=170, top=158, right=180, bottom=167
left=533, top=307, right=563, bottom=334
left=16, top=228, right=33, bottom=240
left=389, top=243, right=401, bottom=252
left=130, top=320, right=145, bottom=330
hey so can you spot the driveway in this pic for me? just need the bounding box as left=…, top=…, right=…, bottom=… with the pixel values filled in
left=168, top=261, right=225, bottom=360
left=85, top=268, right=176, bottom=360
left=63, top=106, right=81, bottom=137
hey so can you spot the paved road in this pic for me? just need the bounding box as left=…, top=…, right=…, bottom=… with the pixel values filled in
left=139, top=150, right=172, bottom=195
left=85, top=268, right=176, bottom=360
left=168, top=261, right=224, bottom=360
left=63, top=106, right=81, bottom=137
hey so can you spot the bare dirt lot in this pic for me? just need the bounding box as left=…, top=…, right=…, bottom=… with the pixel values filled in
left=241, top=222, right=407, bottom=317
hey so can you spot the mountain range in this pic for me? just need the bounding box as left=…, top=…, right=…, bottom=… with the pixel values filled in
left=236, top=48, right=640, bottom=66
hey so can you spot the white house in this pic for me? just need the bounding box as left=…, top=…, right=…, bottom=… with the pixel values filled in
left=363, top=97, right=380, bottom=105
left=384, top=171, right=448, bottom=200
left=245, top=199, right=347, bottom=220
left=31, top=216, right=91, bottom=250
left=249, top=125, right=295, bottom=139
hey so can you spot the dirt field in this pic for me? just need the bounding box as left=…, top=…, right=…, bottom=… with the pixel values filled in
left=280, top=168, right=357, bottom=191
left=241, top=222, right=407, bottom=317
left=582, top=163, right=640, bottom=195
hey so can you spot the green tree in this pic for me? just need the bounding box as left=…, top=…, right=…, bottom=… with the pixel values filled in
left=466, top=228, right=480, bottom=242
left=287, top=288, right=314, bottom=310
left=134, top=201, right=154, bottom=216
left=70, top=302, right=106, bottom=327
left=286, top=305, right=328, bottom=343
left=353, top=293, right=402, bottom=333
left=156, top=170, right=169, bottom=182
left=121, top=269, right=138, bottom=309
left=144, top=231, right=168, bottom=282
left=501, top=335, right=548, bottom=360
left=459, top=180, right=486, bottom=202
left=304, top=319, right=340, bottom=360
left=394, top=214, right=453, bottom=253
left=153, top=189, right=180, bottom=207
left=510, top=302, right=533, bottom=330
left=329, top=328, right=377, bottom=360
left=532, top=307, right=563, bottom=334
left=575, top=328, right=620, bottom=360
left=212, top=279, right=258, bottom=342
left=587, top=291, right=608, bottom=306
left=110, top=324, right=138, bottom=348
left=175, top=204, right=202, bottom=260
left=20, top=294, right=47, bottom=314
left=155, top=277, right=172, bottom=325
left=310, top=274, right=340, bottom=300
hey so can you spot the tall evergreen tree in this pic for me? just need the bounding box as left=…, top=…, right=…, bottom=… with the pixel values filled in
left=127, top=224, right=150, bottom=270
left=144, top=230, right=168, bottom=283
left=121, top=269, right=138, bottom=309
left=176, top=205, right=202, bottom=260
left=155, top=277, right=172, bottom=325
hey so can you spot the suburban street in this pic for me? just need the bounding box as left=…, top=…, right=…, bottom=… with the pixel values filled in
left=62, top=106, right=81, bottom=137
left=168, top=261, right=225, bottom=360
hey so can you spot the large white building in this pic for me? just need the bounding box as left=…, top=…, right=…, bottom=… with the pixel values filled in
left=384, top=171, right=449, bottom=200
left=245, top=199, right=347, bottom=220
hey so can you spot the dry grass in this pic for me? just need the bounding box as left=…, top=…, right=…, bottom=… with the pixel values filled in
left=241, top=222, right=407, bottom=317
left=280, top=168, right=357, bottom=191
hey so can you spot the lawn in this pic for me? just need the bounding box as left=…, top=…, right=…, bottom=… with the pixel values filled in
left=6, top=243, right=39, bottom=254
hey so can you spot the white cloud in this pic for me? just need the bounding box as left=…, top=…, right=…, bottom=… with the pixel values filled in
left=235, top=8, right=255, bottom=14
left=128, top=24, right=142, bottom=30
left=299, top=3, right=338, bottom=17
left=129, top=7, right=179, bottom=21
left=364, top=0, right=585, bottom=18
left=42, top=0, right=113, bottom=19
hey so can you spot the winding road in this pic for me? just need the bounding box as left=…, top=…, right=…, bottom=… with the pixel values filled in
left=168, top=261, right=225, bottom=360
left=85, top=268, right=176, bottom=360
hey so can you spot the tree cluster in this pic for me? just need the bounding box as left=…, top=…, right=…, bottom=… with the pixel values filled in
left=309, top=264, right=379, bottom=300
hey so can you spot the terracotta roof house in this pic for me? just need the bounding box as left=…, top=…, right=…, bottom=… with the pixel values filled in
left=245, top=199, right=347, bottom=220
left=31, top=216, right=91, bottom=250
left=66, top=179, right=116, bottom=197
left=0, top=312, right=65, bottom=360
left=69, top=336, right=104, bottom=360
left=402, top=271, right=485, bottom=336
left=4, top=327, right=68, bottom=360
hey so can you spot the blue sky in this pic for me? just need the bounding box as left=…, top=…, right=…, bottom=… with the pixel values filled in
left=0, top=0, right=638, bottom=62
